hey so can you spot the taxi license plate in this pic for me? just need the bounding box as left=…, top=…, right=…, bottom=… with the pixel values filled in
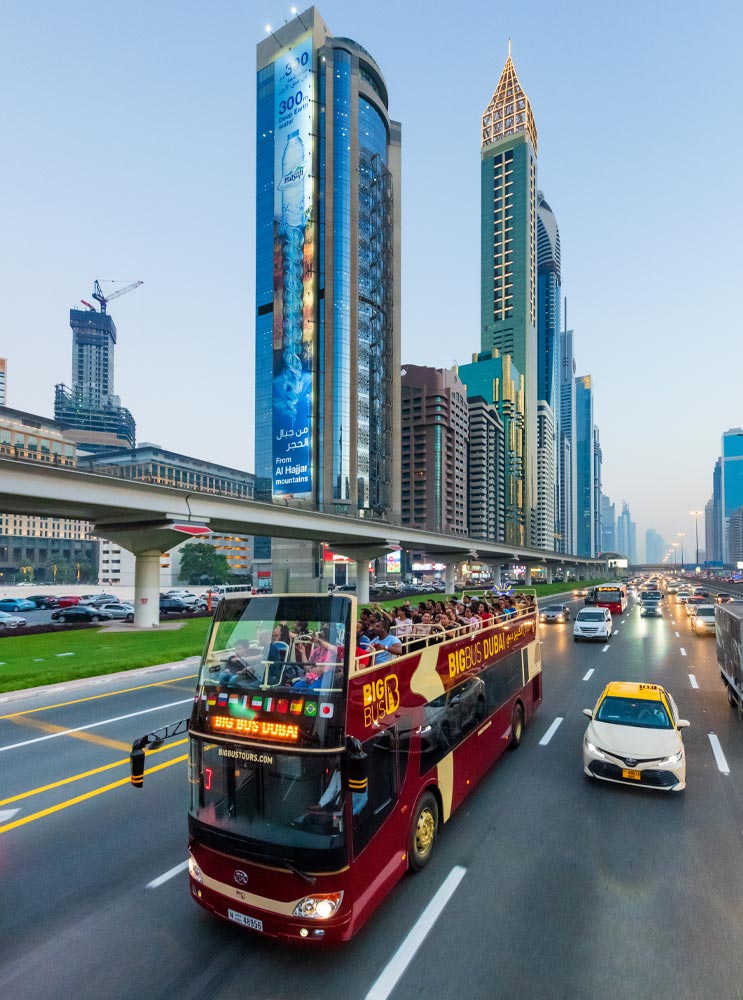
left=622, top=768, right=641, bottom=781
left=228, top=909, right=263, bottom=932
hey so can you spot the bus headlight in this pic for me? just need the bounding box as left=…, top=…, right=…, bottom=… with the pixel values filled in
left=188, top=852, right=203, bottom=884
left=292, top=892, right=343, bottom=919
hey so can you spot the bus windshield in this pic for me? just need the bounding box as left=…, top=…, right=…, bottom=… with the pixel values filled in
left=191, top=595, right=352, bottom=750
left=190, top=743, right=347, bottom=867
left=596, top=588, right=621, bottom=602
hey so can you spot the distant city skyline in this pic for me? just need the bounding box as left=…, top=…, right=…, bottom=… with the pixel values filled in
left=3, top=0, right=741, bottom=555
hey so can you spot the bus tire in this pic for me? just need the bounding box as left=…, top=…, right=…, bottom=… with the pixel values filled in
left=509, top=703, right=524, bottom=750
left=409, top=792, right=438, bottom=872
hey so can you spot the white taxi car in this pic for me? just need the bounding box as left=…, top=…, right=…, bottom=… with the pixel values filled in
left=582, top=681, right=689, bottom=791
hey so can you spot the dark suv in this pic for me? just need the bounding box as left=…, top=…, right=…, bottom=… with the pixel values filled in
left=159, top=596, right=195, bottom=616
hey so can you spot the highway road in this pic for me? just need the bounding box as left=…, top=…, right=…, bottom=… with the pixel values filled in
left=1, top=592, right=743, bottom=1000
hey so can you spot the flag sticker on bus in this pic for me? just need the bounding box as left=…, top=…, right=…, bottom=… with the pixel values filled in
left=319, top=702, right=334, bottom=718
left=304, top=702, right=317, bottom=717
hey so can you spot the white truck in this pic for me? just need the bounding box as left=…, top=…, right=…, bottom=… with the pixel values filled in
left=716, top=602, right=743, bottom=709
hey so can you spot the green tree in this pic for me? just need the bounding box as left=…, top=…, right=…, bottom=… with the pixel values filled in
left=178, top=543, right=230, bottom=585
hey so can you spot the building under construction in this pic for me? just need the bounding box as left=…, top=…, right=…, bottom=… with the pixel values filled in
left=54, top=281, right=140, bottom=453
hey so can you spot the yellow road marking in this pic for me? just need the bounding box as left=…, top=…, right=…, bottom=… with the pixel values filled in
left=5, top=714, right=132, bottom=751
left=0, top=753, right=189, bottom=835
left=0, top=739, right=189, bottom=807
left=0, top=673, right=198, bottom=721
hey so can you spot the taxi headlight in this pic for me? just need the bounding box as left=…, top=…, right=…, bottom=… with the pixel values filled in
left=292, top=892, right=343, bottom=920
left=584, top=737, right=606, bottom=758
left=188, top=852, right=203, bottom=884
left=660, top=750, right=683, bottom=765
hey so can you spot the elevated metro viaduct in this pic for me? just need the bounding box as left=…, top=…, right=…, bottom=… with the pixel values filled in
left=0, top=457, right=606, bottom=627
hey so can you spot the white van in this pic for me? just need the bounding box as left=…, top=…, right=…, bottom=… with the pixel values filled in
left=574, top=607, right=612, bottom=642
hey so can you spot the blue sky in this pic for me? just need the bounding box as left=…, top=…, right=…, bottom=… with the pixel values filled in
left=2, top=0, right=741, bottom=560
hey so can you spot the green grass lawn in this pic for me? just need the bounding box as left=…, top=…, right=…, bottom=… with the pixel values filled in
left=0, top=618, right=210, bottom=694
left=0, top=579, right=607, bottom=694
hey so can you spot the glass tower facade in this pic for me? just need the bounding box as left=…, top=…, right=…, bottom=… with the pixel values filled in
left=255, top=10, right=401, bottom=528
left=721, top=428, right=743, bottom=563
left=575, top=374, right=594, bottom=557
left=480, top=53, right=538, bottom=546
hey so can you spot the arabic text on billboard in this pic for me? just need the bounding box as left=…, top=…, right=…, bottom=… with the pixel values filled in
left=272, top=33, right=314, bottom=498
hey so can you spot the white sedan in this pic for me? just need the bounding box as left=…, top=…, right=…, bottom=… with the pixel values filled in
left=0, top=610, right=27, bottom=629
left=583, top=681, right=689, bottom=791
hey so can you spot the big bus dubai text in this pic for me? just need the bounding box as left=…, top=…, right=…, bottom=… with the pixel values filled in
left=130, top=592, right=542, bottom=943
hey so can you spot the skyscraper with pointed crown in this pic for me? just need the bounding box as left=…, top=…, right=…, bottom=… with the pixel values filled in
left=480, top=49, right=538, bottom=546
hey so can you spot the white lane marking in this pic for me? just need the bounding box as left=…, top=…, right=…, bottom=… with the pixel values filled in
left=583, top=669, right=594, bottom=681
left=365, top=866, right=467, bottom=1000
left=689, top=674, right=699, bottom=689
left=602, top=644, right=609, bottom=652
left=147, top=860, right=189, bottom=889
left=674, top=631, right=680, bottom=638
left=0, top=698, right=192, bottom=753
left=708, top=734, right=730, bottom=775
left=0, top=809, right=21, bottom=823
left=539, top=717, right=564, bottom=745
left=680, top=648, right=687, bottom=657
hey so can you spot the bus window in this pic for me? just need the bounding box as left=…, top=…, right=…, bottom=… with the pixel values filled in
left=353, top=730, right=397, bottom=854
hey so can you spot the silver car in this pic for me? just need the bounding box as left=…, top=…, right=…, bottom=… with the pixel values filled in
left=640, top=601, right=662, bottom=618
left=0, top=610, right=27, bottom=629
left=690, top=605, right=716, bottom=636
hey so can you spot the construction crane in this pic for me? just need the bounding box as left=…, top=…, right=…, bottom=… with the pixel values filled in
left=80, top=300, right=96, bottom=311
left=91, top=279, right=143, bottom=314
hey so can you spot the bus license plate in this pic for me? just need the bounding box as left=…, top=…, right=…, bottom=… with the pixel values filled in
left=228, top=909, right=263, bottom=932
left=622, top=769, right=641, bottom=781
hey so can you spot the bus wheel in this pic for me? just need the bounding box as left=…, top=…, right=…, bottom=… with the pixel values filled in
left=409, top=792, right=438, bottom=872
left=509, top=704, right=524, bottom=750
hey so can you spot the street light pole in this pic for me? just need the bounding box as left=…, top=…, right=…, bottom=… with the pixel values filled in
left=677, top=532, right=685, bottom=571
left=672, top=543, right=678, bottom=566
left=689, top=510, right=702, bottom=568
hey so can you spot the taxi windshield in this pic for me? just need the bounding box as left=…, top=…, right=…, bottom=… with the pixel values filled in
left=595, top=695, right=673, bottom=729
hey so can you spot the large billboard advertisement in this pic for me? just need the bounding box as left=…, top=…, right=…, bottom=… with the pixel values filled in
left=272, top=32, right=315, bottom=498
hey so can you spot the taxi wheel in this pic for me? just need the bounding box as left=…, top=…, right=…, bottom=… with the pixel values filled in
left=509, top=703, right=524, bottom=750
left=409, top=792, right=438, bottom=872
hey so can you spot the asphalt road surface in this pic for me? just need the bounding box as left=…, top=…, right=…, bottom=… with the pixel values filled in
left=1, top=594, right=743, bottom=1000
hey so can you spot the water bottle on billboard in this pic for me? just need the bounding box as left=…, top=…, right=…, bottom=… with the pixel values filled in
left=281, top=130, right=305, bottom=419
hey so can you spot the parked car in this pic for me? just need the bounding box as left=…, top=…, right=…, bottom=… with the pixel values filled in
left=165, top=590, right=198, bottom=607
left=0, top=598, right=36, bottom=612
left=51, top=605, right=114, bottom=623
left=159, top=596, right=195, bottom=616
left=574, top=607, right=612, bottom=641
left=26, top=595, right=60, bottom=609
left=98, top=603, right=135, bottom=621
left=56, top=595, right=81, bottom=607
left=80, top=593, right=119, bottom=607
left=0, top=610, right=27, bottom=629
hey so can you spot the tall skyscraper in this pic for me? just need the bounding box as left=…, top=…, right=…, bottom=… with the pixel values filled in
left=536, top=192, right=561, bottom=552
left=458, top=350, right=525, bottom=545
left=721, top=428, right=743, bottom=563
left=401, top=366, right=468, bottom=535
left=54, top=307, right=136, bottom=452
left=480, top=49, right=538, bottom=546
left=645, top=528, right=665, bottom=563
left=601, top=494, right=615, bottom=553
left=558, top=328, right=577, bottom=554
left=575, top=375, right=594, bottom=557
left=0, top=358, right=6, bottom=406
left=616, top=501, right=637, bottom=564
left=467, top=396, right=504, bottom=542
left=255, top=7, right=401, bottom=523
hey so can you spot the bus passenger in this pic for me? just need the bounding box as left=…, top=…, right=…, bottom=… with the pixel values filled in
left=369, top=619, right=402, bottom=664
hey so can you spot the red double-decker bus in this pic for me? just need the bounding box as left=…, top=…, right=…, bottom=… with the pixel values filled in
left=131, top=593, right=541, bottom=943
left=593, top=583, right=627, bottom=615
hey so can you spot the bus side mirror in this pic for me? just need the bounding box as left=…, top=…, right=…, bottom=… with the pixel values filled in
left=131, top=746, right=146, bottom=788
